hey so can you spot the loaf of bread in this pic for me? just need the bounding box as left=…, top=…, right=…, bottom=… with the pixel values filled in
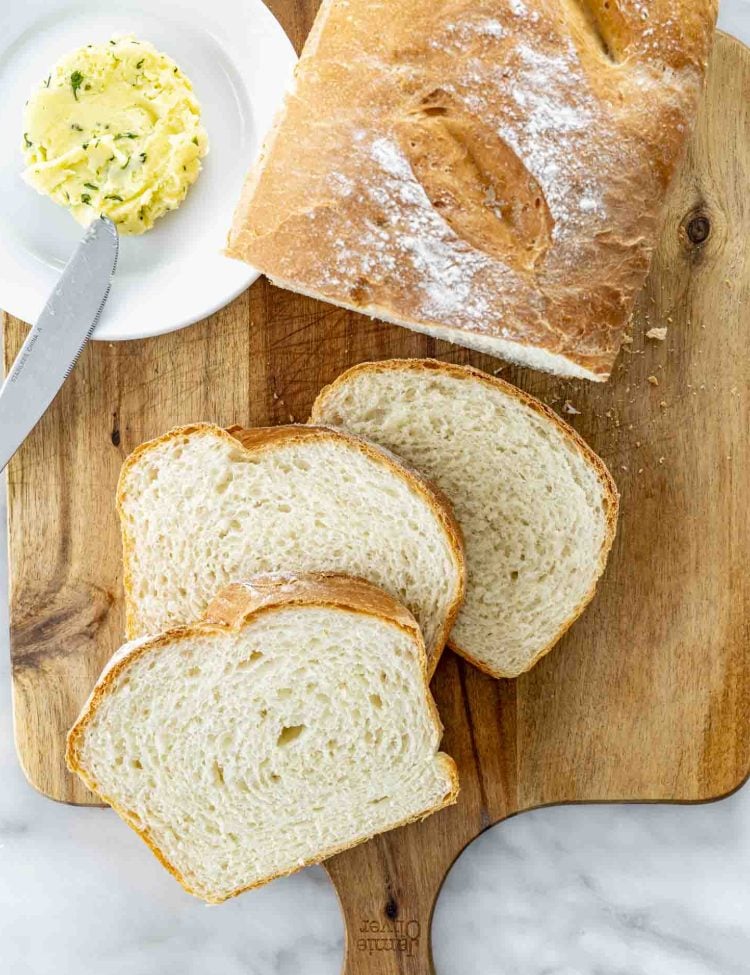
left=117, top=423, right=464, bottom=670
left=67, top=573, right=458, bottom=903
left=227, top=0, right=717, bottom=380
left=312, top=359, right=618, bottom=677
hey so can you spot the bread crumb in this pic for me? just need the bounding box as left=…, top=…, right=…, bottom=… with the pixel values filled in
left=638, top=468, right=644, bottom=474
left=621, top=334, right=634, bottom=345
left=659, top=401, right=667, bottom=409
left=563, top=402, right=581, bottom=415
left=646, top=327, right=668, bottom=341
left=647, top=375, right=659, bottom=386
left=658, top=457, right=665, bottom=465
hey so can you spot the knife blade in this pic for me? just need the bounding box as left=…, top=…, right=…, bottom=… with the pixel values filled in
left=0, top=217, right=119, bottom=472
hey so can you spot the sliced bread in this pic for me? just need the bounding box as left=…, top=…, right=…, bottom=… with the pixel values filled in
left=117, top=423, right=464, bottom=670
left=311, top=359, right=619, bottom=677
left=66, top=573, right=458, bottom=903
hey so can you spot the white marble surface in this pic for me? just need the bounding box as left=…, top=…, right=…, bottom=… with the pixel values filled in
left=3, top=5, right=750, bottom=973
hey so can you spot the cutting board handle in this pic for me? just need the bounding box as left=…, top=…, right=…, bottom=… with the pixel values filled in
left=322, top=651, right=518, bottom=973
left=326, top=839, right=445, bottom=974
left=323, top=654, right=506, bottom=974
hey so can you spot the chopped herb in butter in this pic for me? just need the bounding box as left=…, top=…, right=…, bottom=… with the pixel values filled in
left=70, top=70, right=84, bottom=101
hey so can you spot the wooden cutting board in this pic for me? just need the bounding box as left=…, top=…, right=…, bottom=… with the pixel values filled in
left=3, top=7, right=749, bottom=970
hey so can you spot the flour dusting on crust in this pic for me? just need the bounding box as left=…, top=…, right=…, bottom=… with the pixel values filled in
left=228, top=0, right=718, bottom=380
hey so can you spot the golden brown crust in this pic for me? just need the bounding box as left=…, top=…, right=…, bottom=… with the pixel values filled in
left=66, top=572, right=459, bottom=904
left=205, top=571, right=421, bottom=635
left=227, top=0, right=717, bottom=380
left=311, top=358, right=619, bottom=678
left=117, top=422, right=466, bottom=671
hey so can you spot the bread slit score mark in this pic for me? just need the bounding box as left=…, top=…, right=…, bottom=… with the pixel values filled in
left=566, top=0, right=621, bottom=63
left=398, top=88, right=553, bottom=269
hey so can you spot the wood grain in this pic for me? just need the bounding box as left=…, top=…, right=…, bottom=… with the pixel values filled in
left=3, top=8, right=749, bottom=972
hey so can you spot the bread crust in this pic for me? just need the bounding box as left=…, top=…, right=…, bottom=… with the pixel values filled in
left=117, top=422, right=466, bottom=671
left=227, top=0, right=717, bottom=380
left=66, top=572, right=459, bottom=904
left=311, top=358, right=619, bottom=678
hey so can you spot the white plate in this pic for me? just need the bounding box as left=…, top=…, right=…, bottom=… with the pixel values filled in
left=0, top=0, right=296, bottom=340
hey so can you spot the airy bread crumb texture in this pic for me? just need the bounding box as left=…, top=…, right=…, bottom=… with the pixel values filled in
left=312, top=360, right=618, bottom=677
left=68, top=579, right=457, bottom=902
left=118, top=425, right=464, bottom=667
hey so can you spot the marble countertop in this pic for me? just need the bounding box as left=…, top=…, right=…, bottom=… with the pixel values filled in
left=3, top=5, right=750, bottom=973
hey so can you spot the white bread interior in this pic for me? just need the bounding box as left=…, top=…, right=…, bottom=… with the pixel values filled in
left=67, top=573, right=458, bottom=903
left=117, top=423, right=464, bottom=670
left=312, top=359, right=618, bottom=677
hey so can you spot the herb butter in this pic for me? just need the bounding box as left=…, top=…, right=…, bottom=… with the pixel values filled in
left=21, top=36, right=208, bottom=234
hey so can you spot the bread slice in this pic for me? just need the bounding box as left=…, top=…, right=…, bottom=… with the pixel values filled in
left=67, top=573, right=458, bottom=903
left=311, top=359, right=618, bottom=677
left=117, top=423, right=464, bottom=670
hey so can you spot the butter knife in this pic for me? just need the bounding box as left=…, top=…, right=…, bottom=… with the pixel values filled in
left=0, top=217, right=119, bottom=472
